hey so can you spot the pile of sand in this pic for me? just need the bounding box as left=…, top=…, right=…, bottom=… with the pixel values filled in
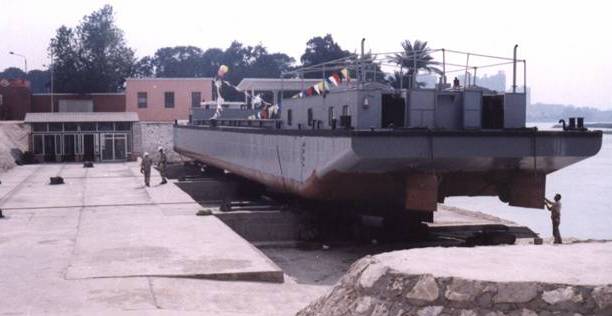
left=0, top=121, right=30, bottom=172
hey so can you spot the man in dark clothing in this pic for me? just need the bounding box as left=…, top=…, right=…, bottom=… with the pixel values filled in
left=140, top=152, right=152, bottom=187
left=158, top=147, right=167, bottom=185
left=544, top=193, right=562, bottom=244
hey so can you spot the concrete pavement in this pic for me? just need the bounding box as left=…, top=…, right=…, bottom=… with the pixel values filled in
left=0, top=163, right=326, bottom=315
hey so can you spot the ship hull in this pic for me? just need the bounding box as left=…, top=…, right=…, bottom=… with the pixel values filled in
left=174, top=125, right=602, bottom=211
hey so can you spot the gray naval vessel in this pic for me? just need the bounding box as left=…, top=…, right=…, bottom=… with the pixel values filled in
left=174, top=45, right=602, bottom=221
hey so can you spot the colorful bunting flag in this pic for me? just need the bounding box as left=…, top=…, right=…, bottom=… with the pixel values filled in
left=340, top=68, right=350, bottom=82
left=317, top=82, right=325, bottom=94
left=306, top=87, right=314, bottom=96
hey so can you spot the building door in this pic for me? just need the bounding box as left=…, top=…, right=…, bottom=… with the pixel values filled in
left=63, top=134, right=76, bottom=162
left=43, top=134, right=56, bottom=162
left=101, top=133, right=127, bottom=161
left=83, top=134, right=95, bottom=161
left=113, top=134, right=127, bottom=160
left=102, top=134, right=114, bottom=161
left=381, top=94, right=405, bottom=128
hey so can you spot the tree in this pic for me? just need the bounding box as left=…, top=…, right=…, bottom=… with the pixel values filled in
left=300, top=34, right=351, bottom=78
left=0, top=67, right=51, bottom=93
left=132, top=56, right=154, bottom=78
left=0, top=67, right=26, bottom=80
left=151, top=46, right=204, bottom=77
left=48, top=5, right=135, bottom=93
left=139, top=42, right=294, bottom=101
left=392, top=40, right=441, bottom=88
left=26, top=70, right=52, bottom=93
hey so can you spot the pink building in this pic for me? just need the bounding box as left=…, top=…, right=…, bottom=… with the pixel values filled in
left=125, top=78, right=213, bottom=121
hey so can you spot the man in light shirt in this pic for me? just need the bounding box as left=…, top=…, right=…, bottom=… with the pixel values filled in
left=544, top=193, right=562, bottom=244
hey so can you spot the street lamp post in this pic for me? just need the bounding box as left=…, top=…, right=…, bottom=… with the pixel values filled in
left=43, top=61, right=54, bottom=112
left=9, top=51, right=28, bottom=74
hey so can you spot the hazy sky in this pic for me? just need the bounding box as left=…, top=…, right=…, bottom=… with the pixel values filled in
left=1, top=0, right=611, bottom=108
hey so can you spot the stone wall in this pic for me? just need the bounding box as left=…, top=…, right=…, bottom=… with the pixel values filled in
left=0, top=121, right=30, bottom=171
left=133, top=121, right=187, bottom=162
left=298, top=256, right=612, bottom=316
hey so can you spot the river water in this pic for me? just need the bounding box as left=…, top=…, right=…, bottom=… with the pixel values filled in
left=445, top=123, right=612, bottom=240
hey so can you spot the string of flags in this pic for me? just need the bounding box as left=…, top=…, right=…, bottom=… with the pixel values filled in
left=293, top=68, right=351, bottom=98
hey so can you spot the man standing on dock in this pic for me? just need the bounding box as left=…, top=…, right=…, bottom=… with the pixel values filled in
left=140, top=152, right=152, bottom=187
left=157, top=147, right=168, bottom=185
left=544, top=193, right=562, bottom=244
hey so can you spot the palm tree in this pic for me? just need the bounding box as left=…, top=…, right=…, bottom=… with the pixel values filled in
left=392, top=40, right=441, bottom=89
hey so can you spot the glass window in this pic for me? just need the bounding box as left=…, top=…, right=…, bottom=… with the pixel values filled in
left=115, top=122, right=131, bottom=131
left=191, top=92, right=201, bottom=107
left=307, top=108, right=313, bottom=126
left=137, top=92, right=147, bottom=108
left=32, top=123, right=47, bottom=132
left=80, top=122, right=96, bottom=131
left=287, top=109, right=293, bottom=126
left=98, top=122, right=114, bottom=131
left=164, top=92, right=175, bottom=108
left=64, top=122, right=78, bottom=131
left=33, top=135, right=43, bottom=154
left=49, top=123, right=63, bottom=131
left=328, top=107, right=334, bottom=126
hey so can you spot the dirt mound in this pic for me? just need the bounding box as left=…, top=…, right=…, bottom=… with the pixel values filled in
left=0, top=121, right=30, bottom=172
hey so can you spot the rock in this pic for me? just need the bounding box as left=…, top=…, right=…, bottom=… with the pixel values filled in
left=445, top=278, right=484, bottom=301
left=406, top=274, right=439, bottom=302
left=520, top=309, right=538, bottom=316
left=352, top=295, right=374, bottom=314
left=417, top=306, right=444, bottom=316
left=493, top=282, right=539, bottom=303
left=592, top=285, right=612, bottom=309
left=460, top=309, right=478, bottom=316
left=371, top=303, right=390, bottom=316
left=542, top=286, right=583, bottom=304
left=359, top=263, right=389, bottom=289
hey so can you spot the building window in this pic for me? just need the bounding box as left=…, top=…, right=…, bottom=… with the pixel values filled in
left=287, top=109, right=293, bottom=126
left=191, top=92, right=202, bottom=108
left=32, top=123, right=47, bottom=132
left=307, top=108, right=313, bottom=126
left=64, top=122, right=78, bottom=131
left=49, top=123, right=63, bottom=132
left=137, top=92, right=147, bottom=108
left=328, top=107, right=334, bottom=126
left=98, top=122, right=114, bottom=131
left=115, top=122, right=131, bottom=131
left=80, top=122, right=96, bottom=131
left=164, top=92, right=175, bottom=108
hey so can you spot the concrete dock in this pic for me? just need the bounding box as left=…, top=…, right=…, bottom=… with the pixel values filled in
left=0, top=163, right=325, bottom=315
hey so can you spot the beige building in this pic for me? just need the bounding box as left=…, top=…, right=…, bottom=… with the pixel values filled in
left=125, top=78, right=213, bottom=122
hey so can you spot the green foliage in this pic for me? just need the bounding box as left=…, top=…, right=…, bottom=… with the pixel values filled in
left=0, top=67, right=51, bottom=93
left=392, top=40, right=441, bottom=88
left=300, top=34, right=350, bottom=67
left=138, top=41, right=295, bottom=101
left=48, top=5, right=135, bottom=93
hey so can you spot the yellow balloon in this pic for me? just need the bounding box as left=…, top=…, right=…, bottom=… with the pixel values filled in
left=218, top=65, right=229, bottom=76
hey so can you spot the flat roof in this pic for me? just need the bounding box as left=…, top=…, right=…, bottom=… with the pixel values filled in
left=236, top=78, right=321, bottom=91
left=24, top=112, right=139, bottom=123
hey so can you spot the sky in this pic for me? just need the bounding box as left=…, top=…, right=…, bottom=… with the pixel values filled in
left=1, top=0, right=611, bottom=108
